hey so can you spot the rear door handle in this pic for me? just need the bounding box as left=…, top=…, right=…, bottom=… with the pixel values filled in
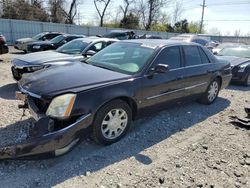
left=207, top=70, right=213, bottom=73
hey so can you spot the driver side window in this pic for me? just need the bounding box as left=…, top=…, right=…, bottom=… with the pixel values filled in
left=154, top=46, right=181, bottom=70
left=89, top=42, right=105, bottom=52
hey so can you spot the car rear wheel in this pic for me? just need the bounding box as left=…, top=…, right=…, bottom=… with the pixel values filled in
left=198, top=79, right=220, bottom=105
left=93, top=100, right=132, bottom=145
left=244, top=73, right=250, bottom=86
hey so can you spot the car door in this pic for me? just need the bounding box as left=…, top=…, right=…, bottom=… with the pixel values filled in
left=181, top=45, right=214, bottom=96
left=141, top=46, right=186, bottom=108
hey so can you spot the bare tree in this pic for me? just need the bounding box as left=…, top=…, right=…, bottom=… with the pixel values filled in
left=48, top=0, right=65, bottom=23
left=62, top=0, right=84, bottom=24
left=172, top=0, right=184, bottom=24
left=120, top=0, right=134, bottom=20
left=134, top=0, right=170, bottom=30
left=234, top=29, right=241, bottom=37
left=94, top=0, right=111, bottom=27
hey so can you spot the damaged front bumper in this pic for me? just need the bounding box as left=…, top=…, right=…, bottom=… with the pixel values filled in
left=230, top=107, right=250, bottom=129
left=0, top=92, right=93, bottom=160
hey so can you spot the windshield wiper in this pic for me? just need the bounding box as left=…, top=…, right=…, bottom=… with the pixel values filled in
left=92, top=64, right=113, bottom=71
left=81, top=59, right=90, bottom=64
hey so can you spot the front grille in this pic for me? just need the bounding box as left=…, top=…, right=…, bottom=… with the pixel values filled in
left=33, top=98, right=49, bottom=113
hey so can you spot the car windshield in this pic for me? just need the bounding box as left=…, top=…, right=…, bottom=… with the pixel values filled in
left=32, top=33, right=45, bottom=40
left=56, top=39, right=90, bottom=54
left=216, top=43, right=243, bottom=49
left=50, top=35, right=65, bottom=43
left=86, top=42, right=155, bottom=75
left=218, top=47, right=250, bottom=58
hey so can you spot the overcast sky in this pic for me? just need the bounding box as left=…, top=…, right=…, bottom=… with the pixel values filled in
left=78, top=0, right=250, bottom=35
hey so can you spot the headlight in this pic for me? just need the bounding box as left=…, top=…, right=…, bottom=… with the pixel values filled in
left=238, top=64, right=248, bottom=72
left=33, top=45, right=41, bottom=49
left=27, top=66, right=43, bottom=72
left=46, top=94, right=76, bottom=118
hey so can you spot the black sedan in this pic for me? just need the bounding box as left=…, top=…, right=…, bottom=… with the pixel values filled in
left=11, top=37, right=118, bottom=80
left=216, top=47, right=250, bottom=86
left=27, top=34, right=85, bottom=52
left=0, top=33, right=9, bottom=55
left=0, top=40, right=232, bottom=160
left=14, top=32, right=63, bottom=53
left=217, top=56, right=250, bottom=86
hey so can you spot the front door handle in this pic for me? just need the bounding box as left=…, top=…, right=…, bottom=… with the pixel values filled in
left=207, top=70, right=213, bottom=73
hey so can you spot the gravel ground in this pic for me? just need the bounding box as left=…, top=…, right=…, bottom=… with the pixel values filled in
left=0, top=47, right=249, bottom=188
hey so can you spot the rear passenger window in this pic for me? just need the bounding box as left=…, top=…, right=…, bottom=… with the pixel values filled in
left=155, top=46, right=181, bottom=69
left=183, top=46, right=202, bottom=66
left=198, top=47, right=210, bottom=64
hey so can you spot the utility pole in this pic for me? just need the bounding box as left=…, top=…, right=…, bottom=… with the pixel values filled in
left=199, top=0, right=206, bottom=33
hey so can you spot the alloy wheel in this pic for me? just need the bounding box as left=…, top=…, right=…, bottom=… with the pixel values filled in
left=208, top=81, right=219, bottom=102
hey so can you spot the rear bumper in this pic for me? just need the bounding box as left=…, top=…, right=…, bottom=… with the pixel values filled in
left=0, top=95, right=93, bottom=160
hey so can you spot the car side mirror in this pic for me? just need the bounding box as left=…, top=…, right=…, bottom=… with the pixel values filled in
left=213, top=51, right=218, bottom=55
left=83, top=50, right=96, bottom=58
left=151, top=64, right=170, bottom=74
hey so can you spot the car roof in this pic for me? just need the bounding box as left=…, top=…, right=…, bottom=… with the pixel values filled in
left=109, top=30, right=134, bottom=33
left=74, top=37, right=119, bottom=43
left=120, top=39, right=200, bottom=48
left=63, top=34, right=85, bottom=38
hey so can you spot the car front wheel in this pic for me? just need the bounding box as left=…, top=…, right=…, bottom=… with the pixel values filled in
left=93, top=100, right=132, bottom=145
left=199, top=79, right=220, bottom=105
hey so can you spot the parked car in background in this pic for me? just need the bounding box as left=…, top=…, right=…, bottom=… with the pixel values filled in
left=216, top=47, right=250, bottom=86
left=99, top=30, right=137, bottom=40
left=217, top=46, right=250, bottom=58
left=212, top=42, right=245, bottom=54
left=11, top=37, right=118, bottom=80
left=14, top=32, right=63, bottom=53
left=0, top=40, right=232, bottom=160
left=138, top=34, right=162, bottom=39
left=169, top=34, right=210, bottom=46
left=0, top=33, right=9, bottom=55
left=27, top=34, right=85, bottom=52
left=217, top=56, right=250, bottom=86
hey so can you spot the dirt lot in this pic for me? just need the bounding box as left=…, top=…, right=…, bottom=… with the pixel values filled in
left=0, top=47, right=249, bottom=188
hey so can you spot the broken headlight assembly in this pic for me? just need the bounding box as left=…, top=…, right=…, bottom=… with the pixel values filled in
left=238, top=63, right=249, bottom=72
left=46, top=94, right=76, bottom=119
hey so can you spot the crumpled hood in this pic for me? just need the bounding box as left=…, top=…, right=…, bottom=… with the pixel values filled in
left=216, top=56, right=249, bottom=66
left=16, top=38, right=36, bottom=43
left=19, top=62, right=131, bottom=97
left=14, top=51, right=82, bottom=65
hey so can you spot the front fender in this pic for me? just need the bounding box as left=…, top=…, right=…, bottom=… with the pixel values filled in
left=71, top=79, right=141, bottom=118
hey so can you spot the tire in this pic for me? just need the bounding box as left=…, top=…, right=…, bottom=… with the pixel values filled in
left=198, top=78, right=220, bottom=105
left=0, top=45, right=3, bottom=54
left=244, top=73, right=250, bottom=86
left=93, top=99, right=132, bottom=145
